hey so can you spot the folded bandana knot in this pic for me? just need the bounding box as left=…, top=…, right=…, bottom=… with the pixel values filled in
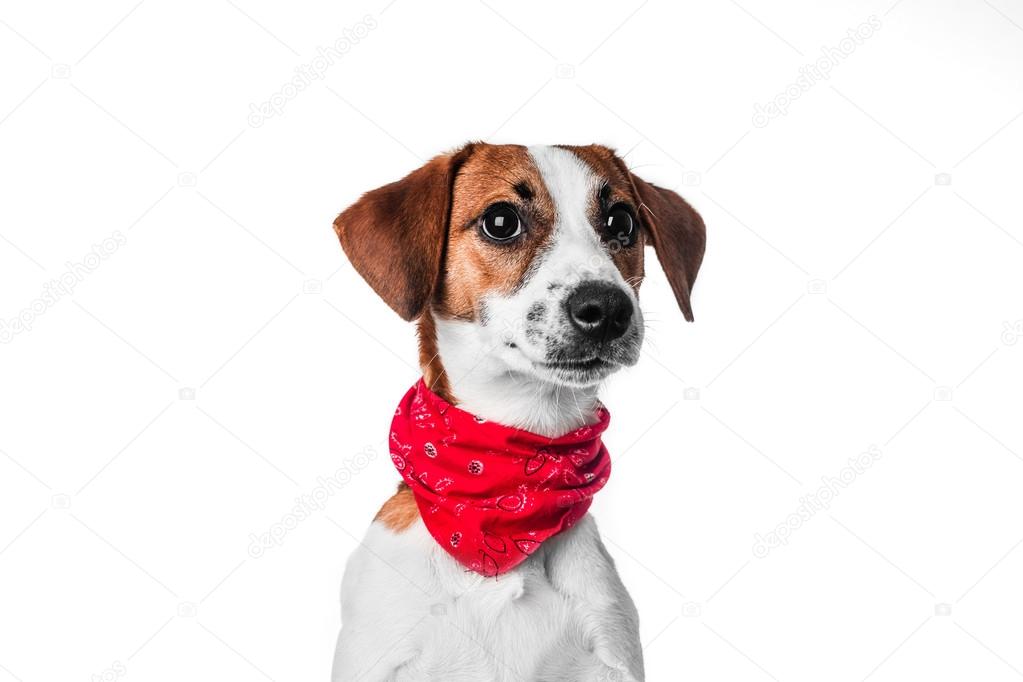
left=389, top=379, right=612, bottom=576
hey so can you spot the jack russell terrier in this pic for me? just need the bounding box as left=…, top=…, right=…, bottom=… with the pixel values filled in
left=330, top=143, right=705, bottom=681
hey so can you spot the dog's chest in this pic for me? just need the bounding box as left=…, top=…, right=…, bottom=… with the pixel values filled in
left=338, top=516, right=623, bottom=681
left=397, top=556, right=583, bottom=680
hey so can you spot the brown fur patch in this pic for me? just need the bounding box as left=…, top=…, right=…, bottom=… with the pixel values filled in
left=417, top=309, right=453, bottom=402
left=374, top=482, right=419, bottom=532
left=630, top=173, right=705, bottom=321
left=436, top=144, right=557, bottom=320
left=334, top=145, right=475, bottom=321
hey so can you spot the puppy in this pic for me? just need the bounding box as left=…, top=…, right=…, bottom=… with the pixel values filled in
left=330, top=143, right=705, bottom=681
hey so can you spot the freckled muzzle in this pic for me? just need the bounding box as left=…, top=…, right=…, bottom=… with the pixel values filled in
left=532, top=279, right=642, bottom=385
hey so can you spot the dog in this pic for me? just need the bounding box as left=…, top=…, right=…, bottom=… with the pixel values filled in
left=329, top=143, right=705, bottom=681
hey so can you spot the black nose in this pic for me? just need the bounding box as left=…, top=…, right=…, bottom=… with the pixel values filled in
left=566, top=282, right=634, bottom=342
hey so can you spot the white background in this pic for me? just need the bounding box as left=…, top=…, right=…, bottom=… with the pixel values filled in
left=2, top=1, right=1022, bottom=680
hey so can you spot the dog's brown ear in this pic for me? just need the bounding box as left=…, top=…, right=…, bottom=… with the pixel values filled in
left=623, top=170, right=706, bottom=322
left=333, top=145, right=474, bottom=321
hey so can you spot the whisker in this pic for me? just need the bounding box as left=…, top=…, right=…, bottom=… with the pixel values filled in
left=626, top=163, right=661, bottom=174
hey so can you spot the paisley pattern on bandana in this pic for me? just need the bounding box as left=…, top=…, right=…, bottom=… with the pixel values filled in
left=388, top=379, right=612, bottom=576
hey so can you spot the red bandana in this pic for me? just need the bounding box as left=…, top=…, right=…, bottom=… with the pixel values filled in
left=389, top=379, right=612, bottom=576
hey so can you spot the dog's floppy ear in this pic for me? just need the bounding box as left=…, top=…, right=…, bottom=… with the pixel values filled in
left=333, top=144, right=475, bottom=321
left=621, top=168, right=706, bottom=322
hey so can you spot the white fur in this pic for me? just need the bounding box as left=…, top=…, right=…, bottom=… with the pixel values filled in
left=331, top=516, right=641, bottom=681
left=332, top=146, right=645, bottom=681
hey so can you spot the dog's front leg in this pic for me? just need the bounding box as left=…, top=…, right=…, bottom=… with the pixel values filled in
left=330, top=536, right=427, bottom=682
left=544, top=515, right=645, bottom=682
left=331, top=620, right=419, bottom=682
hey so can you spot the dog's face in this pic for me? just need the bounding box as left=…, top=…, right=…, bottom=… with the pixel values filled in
left=440, top=145, right=648, bottom=388
left=335, top=143, right=705, bottom=391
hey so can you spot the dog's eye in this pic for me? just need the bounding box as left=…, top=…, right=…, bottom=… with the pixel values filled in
left=480, top=204, right=523, bottom=242
left=604, top=204, right=636, bottom=247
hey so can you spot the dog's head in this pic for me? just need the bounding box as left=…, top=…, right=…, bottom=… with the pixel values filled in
left=334, top=143, right=704, bottom=394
